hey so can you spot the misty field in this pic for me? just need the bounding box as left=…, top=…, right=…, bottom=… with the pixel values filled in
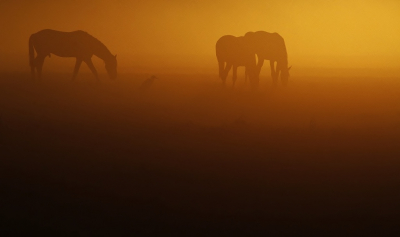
left=1, top=72, right=400, bottom=235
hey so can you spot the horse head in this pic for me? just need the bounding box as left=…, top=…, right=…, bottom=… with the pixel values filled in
left=281, top=65, right=291, bottom=86
left=105, top=54, right=117, bottom=79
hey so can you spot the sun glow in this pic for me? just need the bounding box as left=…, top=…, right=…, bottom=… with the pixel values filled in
left=0, top=0, right=399, bottom=72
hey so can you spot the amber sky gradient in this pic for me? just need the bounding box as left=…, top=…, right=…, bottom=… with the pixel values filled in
left=0, top=0, right=399, bottom=73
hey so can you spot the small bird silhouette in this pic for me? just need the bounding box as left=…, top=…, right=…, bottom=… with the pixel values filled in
left=139, top=75, right=157, bottom=91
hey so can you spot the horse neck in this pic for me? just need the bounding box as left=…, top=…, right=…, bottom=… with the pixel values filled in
left=277, top=58, right=288, bottom=71
left=276, top=41, right=288, bottom=69
left=92, top=40, right=113, bottom=63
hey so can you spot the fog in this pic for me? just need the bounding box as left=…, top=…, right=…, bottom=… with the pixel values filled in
left=1, top=0, right=400, bottom=73
left=2, top=1, right=400, bottom=235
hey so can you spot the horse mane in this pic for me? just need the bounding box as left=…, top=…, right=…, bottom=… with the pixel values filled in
left=74, top=30, right=113, bottom=61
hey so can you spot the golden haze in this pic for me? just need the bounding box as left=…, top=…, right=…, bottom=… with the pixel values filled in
left=0, top=0, right=399, bottom=73
left=2, top=2, right=400, bottom=234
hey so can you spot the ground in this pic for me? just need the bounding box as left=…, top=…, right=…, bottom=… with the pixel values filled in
left=1, top=71, right=400, bottom=236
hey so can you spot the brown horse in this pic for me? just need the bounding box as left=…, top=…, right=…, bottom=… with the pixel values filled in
left=216, top=35, right=258, bottom=88
left=244, top=31, right=291, bottom=86
left=29, top=29, right=117, bottom=80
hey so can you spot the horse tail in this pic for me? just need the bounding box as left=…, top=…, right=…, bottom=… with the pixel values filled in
left=29, top=34, right=35, bottom=67
left=215, top=39, right=223, bottom=79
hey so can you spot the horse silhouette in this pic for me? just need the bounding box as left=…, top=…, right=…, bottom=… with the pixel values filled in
left=29, top=29, right=117, bottom=80
left=244, top=31, right=291, bottom=86
left=216, top=35, right=258, bottom=88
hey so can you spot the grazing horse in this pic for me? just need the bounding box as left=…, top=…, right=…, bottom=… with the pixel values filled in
left=29, top=29, right=117, bottom=80
left=216, top=35, right=258, bottom=88
left=244, top=31, right=291, bottom=86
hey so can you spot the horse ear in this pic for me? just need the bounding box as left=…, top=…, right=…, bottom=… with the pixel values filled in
left=288, top=66, right=292, bottom=71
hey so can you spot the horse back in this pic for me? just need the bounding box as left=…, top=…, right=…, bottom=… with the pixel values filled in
left=30, top=29, right=95, bottom=58
left=254, top=31, right=287, bottom=61
left=216, top=35, right=254, bottom=66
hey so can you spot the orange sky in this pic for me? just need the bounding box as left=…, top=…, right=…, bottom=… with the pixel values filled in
left=0, top=0, right=399, bottom=73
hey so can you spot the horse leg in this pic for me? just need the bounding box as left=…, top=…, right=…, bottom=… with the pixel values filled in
left=257, top=58, right=264, bottom=77
left=270, top=60, right=278, bottom=86
left=31, top=66, right=36, bottom=80
left=223, top=63, right=232, bottom=86
left=30, top=61, right=36, bottom=80
left=84, top=58, right=99, bottom=80
left=218, top=60, right=225, bottom=80
left=35, top=55, right=45, bottom=80
left=72, top=58, right=82, bottom=80
left=232, top=65, right=238, bottom=87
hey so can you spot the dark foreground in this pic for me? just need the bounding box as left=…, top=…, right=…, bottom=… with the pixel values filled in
left=1, top=72, right=400, bottom=236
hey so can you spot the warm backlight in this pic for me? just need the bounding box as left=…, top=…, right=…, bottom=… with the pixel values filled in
left=0, top=0, right=399, bottom=73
